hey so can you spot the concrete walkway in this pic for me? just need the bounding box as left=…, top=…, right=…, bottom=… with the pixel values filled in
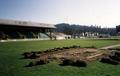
left=100, top=44, right=120, bottom=50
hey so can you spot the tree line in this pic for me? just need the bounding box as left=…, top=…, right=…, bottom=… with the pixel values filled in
left=116, top=25, right=120, bottom=33
left=55, top=23, right=117, bottom=36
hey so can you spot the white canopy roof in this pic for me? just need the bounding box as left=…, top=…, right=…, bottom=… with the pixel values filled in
left=0, top=19, right=55, bottom=28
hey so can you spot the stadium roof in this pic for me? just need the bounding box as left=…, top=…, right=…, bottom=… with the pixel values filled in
left=0, top=19, right=55, bottom=28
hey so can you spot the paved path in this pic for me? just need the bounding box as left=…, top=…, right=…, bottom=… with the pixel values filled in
left=100, top=44, right=120, bottom=50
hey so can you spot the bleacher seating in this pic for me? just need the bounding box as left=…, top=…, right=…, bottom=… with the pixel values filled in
left=31, top=31, right=39, bottom=38
left=3, top=31, right=20, bottom=39
left=0, top=31, right=7, bottom=40
left=18, top=31, right=35, bottom=38
left=39, top=33, right=49, bottom=39
left=0, top=31, right=51, bottom=40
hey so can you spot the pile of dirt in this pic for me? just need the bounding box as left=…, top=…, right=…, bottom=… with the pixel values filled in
left=108, top=48, right=120, bottom=51
left=60, top=58, right=87, bottom=67
left=22, top=45, right=81, bottom=59
left=84, top=46, right=96, bottom=49
left=22, top=45, right=104, bottom=67
left=22, top=52, right=40, bottom=59
left=26, top=58, right=49, bottom=67
left=100, top=51, right=120, bottom=65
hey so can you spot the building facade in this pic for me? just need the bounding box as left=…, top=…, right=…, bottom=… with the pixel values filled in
left=0, top=19, right=55, bottom=40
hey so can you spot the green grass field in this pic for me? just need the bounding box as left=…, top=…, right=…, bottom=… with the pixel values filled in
left=0, top=39, right=120, bottom=76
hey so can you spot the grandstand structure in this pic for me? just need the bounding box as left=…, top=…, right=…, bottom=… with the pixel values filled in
left=0, top=19, right=56, bottom=40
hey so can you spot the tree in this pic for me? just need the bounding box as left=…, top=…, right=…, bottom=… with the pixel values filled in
left=55, top=23, right=116, bottom=36
left=116, top=25, right=120, bottom=33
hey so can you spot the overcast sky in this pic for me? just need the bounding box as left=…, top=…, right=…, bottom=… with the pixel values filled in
left=0, top=0, right=120, bottom=27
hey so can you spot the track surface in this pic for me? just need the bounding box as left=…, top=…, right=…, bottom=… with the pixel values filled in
left=100, top=44, right=120, bottom=50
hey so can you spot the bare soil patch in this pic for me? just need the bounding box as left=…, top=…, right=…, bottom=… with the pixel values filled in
left=100, top=51, right=120, bottom=65
left=22, top=45, right=104, bottom=67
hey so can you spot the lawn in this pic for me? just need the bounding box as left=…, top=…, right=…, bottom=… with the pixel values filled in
left=0, top=39, right=120, bottom=76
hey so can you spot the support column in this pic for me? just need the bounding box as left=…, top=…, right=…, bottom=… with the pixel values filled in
left=49, top=29, right=52, bottom=40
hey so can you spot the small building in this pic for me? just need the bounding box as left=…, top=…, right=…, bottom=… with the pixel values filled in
left=98, top=34, right=110, bottom=38
left=50, top=33, right=71, bottom=40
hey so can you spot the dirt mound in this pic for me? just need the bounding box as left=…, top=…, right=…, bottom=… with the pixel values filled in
left=26, top=58, right=49, bottom=67
left=108, top=48, right=120, bottom=51
left=100, top=51, right=120, bottom=65
left=100, top=57, right=119, bottom=65
left=22, top=45, right=104, bottom=67
left=60, top=58, right=87, bottom=67
left=22, top=52, right=40, bottom=59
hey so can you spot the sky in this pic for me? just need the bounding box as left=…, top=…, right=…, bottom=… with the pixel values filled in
left=0, top=0, right=120, bottom=28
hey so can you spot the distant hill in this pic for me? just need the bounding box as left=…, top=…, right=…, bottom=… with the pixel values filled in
left=55, top=23, right=116, bottom=36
